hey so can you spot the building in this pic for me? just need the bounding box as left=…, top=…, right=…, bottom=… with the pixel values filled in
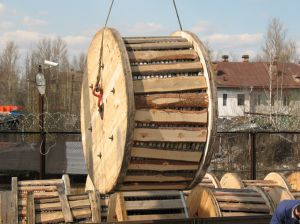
left=215, top=55, right=300, bottom=118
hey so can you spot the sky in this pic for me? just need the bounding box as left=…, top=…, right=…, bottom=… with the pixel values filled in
left=0, top=0, right=299, bottom=61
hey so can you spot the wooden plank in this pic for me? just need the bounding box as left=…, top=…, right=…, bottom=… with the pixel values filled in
left=218, top=202, right=269, bottom=213
left=18, top=179, right=63, bottom=186
left=133, top=128, right=207, bottom=142
left=213, top=191, right=260, bottom=197
left=120, top=183, right=187, bottom=191
left=62, top=174, right=71, bottom=195
left=11, top=177, right=18, bottom=224
left=124, top=175, right=193, bottom=182
left=57, top=186, right=73, bottom=223
left=131, top=62, right=202, bottom=75
left=125, top=199, right=183, bottom=210
left=26, top=192, right=35, bottom=224
left=35, top=208, right=91, bottom=223
left=123, top=37, right=187, bottom=44
left=88, top=191, right=101, bottom=223
left=128, top=50, right=198, bottom=62
left=135, top=109, right=207, bottom=124
left=215, top=195, right=266, bottom=203
left=127, top=213, right=186, bottom=221
left=128, top=162, right=198, bottom=171
left=133, top=76, right=206, bottom=94
left=135, top=92, right=208, bottom=109
left=19, top=185, right=57, bottom=191
left=222, top=212, right=267, bottom=217
left=126, top=42, right=193, bottom=51
left=123, top=191, right=180, bottom=197
left=107, top=194, right=117, bottom=222
left=35, top=199, right=90, bottom=211
left=115, top=193, right=127, bottom=221
left=31, top=191, right=58, bottom=199
left=131, top=147, right=202, bottom=162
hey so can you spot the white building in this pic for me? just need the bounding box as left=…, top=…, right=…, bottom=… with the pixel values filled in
left=215, top=56, right=300, bottom=118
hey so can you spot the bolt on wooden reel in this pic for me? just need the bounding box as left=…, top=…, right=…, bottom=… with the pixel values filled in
left=81, top=27, right=217, bottom=193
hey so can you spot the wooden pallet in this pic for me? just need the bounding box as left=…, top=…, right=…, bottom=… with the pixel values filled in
left=187, top=186, right=275, bottom=218
left=14, top=175, right=70, bottom=223
left=21, top=190, right=102, bottom=223
left=81, top=28, right=217, bottom=193
left=107, top=190, right=188, bottom=222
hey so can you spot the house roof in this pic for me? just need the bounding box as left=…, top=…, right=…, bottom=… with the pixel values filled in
left=215, top=61, right=300, bottom=88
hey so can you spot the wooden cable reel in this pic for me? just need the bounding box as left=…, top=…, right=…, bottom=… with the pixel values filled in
left=187, top=186, right=275, bottom=218
left=107, top=190, right=188, bottom=222
left=220, top=172, right=292, bottom=190
left=81, top=27, right=217, bottom=193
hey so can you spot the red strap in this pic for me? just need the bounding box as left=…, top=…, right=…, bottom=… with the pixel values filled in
left=92, top=87, right=103, bottom=109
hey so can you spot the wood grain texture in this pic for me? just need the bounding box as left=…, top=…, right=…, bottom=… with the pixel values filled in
left=135, top=92, right=208, bottom=109
left=131, top=147, right=202, bottom=162
left=123, top=37, right=187, bottom=44
left=133, top=76, right=206, bottom=93
left=128, top=49, right=198, bottom=62
left=135, top=108, right=207, bottom=124
left=126, top=42, right=193, bottom=50
left=131, top=62, right=202, bottom=75
left=134, top=128, right=207, bottom=142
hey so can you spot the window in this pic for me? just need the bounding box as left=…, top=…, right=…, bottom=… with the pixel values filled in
left=283, top=94, right=290, bottom=106
left=223, top=94, right=227, bottom=106
left=257, top=95, right=261, bottom=106
left=237, top=94, right=245, bottom=106
left=271, top=95, right=275, bottom=106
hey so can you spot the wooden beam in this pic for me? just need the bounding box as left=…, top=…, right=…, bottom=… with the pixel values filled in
left=18, top=179, right=63, bottom=186
left=120, top=183, right=187, bottom=191
left=125, top=199, right=183, bottom=210
left=88, top=191, right=101, bottom=223
left=35, top=209, right=91, bottom=223
left=131, top=62, right=202, bottom=75
left=26, top=192, right=35, bottom=224
left=126, top=42, right=193, bottom=51
left=133, top=76, right=206, bottom=93
left=133, top=128, right=207, bottom=142
left=57, top=186, right=73, bottom=223
left=115, top=193, right=127, bottom=222
left=135, top=109, right=207, bottom=124
left=124, top=175, right=193, bottom=182
left=218, top=202, right=269, bottom=213
left=62, top=174, right=71, bottom=195
left=11, top=177, right=18, bottom=224
left=123, top=191, right=180, bottom=197
left=127, top=213, right=186, bottom=221
left=131, top=147, right=202, bottom=162
left=135, top=92, right=208, bottom=109
left=215, top=195, right=266, bottom=203
left=128, top=162, right=198, bottom=171
left=123, top=37, right=187, bottom=44
left=127, top=50, right=198, bottom=62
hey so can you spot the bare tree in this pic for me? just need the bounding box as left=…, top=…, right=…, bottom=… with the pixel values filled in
left=262, top=17, right=297, bottom=63
left=261, top=18, right=297, bottom=127
left=0, top=41, right=19, bottom=104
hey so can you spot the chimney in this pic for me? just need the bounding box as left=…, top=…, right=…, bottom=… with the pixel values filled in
left=242, top=54, right=249, bottom=62
left=222, top=55, right=229, bottom=62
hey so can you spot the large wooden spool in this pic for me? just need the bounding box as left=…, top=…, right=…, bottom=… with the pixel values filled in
left=81, top=28, right=217, bottom=193
left=220, top=172, right=291, bottom=190
left=187, top=186, right=275, bottom=218
left=107, top=190, right=188, bottom=222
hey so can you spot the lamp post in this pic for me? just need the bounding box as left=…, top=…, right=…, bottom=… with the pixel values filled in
left=36, top=65, right=46, bottom=179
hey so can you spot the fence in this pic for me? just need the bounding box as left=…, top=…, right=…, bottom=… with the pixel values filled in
left=0, top=130, right=300, bottom=180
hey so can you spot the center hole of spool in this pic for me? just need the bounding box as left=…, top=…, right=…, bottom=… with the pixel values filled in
left=99, top=104, right=104, bottom=120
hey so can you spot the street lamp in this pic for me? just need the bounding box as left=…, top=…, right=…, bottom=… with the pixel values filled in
left=36, top=65, right=46, bottom=179
left=36, top=61, right=57, bottom=179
